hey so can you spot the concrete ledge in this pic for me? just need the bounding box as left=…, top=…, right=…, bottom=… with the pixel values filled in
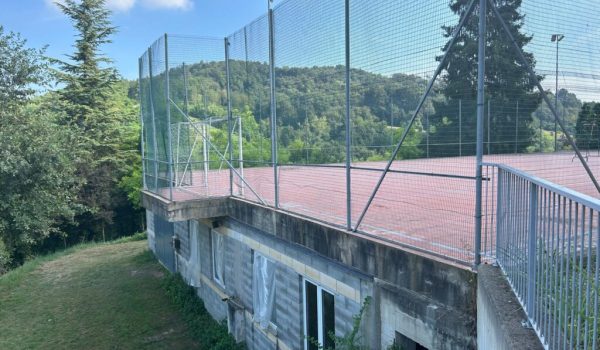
left=477, top=264, right=543, bottom=350
left=141, top=191, right=229, bottom=222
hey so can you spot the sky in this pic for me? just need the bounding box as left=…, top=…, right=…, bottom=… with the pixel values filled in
left=0, top=0, right=273, bottom=79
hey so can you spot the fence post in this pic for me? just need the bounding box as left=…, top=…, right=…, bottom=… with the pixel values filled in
left=138, top=57, right=147, bottom=191
left=224, top=37, right=234, bottom=196
left=527, top=183, right=538, bottom=317
left=147, top=48, right=160, bottom=191
left=345, top=0, right=351, bottom=231
left=268, top=1, right=279, bottom=208
left=474, top=0, right=486, bottom=266
left=164, top=33, right=174, bottom=201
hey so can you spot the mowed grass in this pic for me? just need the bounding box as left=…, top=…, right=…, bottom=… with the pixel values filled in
left=0, top=240, right=200, bottom=350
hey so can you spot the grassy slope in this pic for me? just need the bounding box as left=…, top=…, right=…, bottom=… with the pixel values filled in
left=0, top=240, right=199, bottom=350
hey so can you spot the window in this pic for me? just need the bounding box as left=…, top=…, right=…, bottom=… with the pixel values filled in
left=304, top=279, right=335, bottom=350
left=252, top=252, right=275, bottom=329
left=211, top=230, right=224, bottom=287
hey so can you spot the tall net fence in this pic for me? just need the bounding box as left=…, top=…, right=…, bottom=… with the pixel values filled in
left=139, top=0, right=600, bottom=267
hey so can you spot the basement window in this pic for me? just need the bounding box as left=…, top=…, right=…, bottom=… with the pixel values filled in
left=304, top=279, right=335, bottom=350
left=211, top=230, right=224, bottom=287
left=252, top=252, right=275, bottom=329
left=394, top=331, right=429, bottom=350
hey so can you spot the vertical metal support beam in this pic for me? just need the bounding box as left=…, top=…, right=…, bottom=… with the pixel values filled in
left=147, top=48, right=160, bottom=191
left=488, top=0, right=600, bottom=195
left=353, top=0, right=477, bottom=232
left=225, top=37, right=234, bottom=196
left=459, top=99, right=462, bottom=157
left=238, top=116, right=245, bottom=195
left=345, top=0, right=352, bottom=231
left=138, top=57, right=147, bottom=190
left=474, top=0, right=486, bottom=266
left=515, top=100, right=519, bottom=154
left=495, top=168, right=503, bottom=262
left=487, top=99, right=491, bottom=154
left=183, top=62, right=192, bottom=186
left=527, top=183, right=538, bottom=316
left=426, top=113, right=430, bottom=158
left=268, top=1, right=280, bottom=208
left=164, top=34, right=174, bottom=201
left=554, top=39, right=559, bottom=152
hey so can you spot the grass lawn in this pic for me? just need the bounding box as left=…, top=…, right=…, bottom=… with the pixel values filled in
left=0, top=240, right=200, bottom=350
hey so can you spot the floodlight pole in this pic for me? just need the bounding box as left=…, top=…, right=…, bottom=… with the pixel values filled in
left=474, top=0, right=486, bottom=266
left=552, top=34, right=564, bottom=152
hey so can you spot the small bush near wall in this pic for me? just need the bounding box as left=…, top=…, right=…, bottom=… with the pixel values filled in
left=162, top=274, right=245, bottom=350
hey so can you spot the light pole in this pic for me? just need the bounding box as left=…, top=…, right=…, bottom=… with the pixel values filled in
left=551, top=34, right=564, bottom=152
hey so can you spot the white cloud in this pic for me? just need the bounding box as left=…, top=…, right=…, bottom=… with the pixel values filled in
left=106, top=0, right=136, bottom=12
left=141, top=0, right=193, bottom=10
left=45, top=0, right=192, bottom=12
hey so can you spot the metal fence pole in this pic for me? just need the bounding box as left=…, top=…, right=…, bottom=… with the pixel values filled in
left=459, top=99, right=462, bottom=157
left=487, top=99, right=491, bottom=155
left=268, top=1, right=279, bottom=208
left=238, top=116, right=245, bottom=195
left=345, top=0, right=351, bottom=231
left=527, top=183, right=538, bottom=317
left=183, top=62, right=192, bottom=186
left=147, top=48, right=160, bottom=191
left=515, top=100, right=519, bottom=154
left=225, top=37, right=234, bottom=196
left=138, top=57, right=147, bottom=190
left=474, top=0, right=486, bottom=266
left=164, top=34, right=174, bottom=201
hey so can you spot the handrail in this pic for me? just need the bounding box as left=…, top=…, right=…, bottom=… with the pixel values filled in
left=483, top=162, right=600, bottom=211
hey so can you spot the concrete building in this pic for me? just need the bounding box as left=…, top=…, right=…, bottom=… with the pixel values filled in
left=143, top=192, right=480, bottom=349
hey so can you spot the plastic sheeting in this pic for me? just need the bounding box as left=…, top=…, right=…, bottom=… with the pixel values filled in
left=252, top=252, right=275, bottom=329
left=212, top=231, right=225, bottom=285
left=183, top=221, right=201, bottom=287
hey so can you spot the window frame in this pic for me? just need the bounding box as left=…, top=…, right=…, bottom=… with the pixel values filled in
left=303, top=277, right=335, bottom=350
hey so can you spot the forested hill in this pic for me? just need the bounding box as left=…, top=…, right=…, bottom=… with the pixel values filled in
left=162, top=60, right=434, bottom=163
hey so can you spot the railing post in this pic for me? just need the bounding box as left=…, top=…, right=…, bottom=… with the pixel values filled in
left=527, top=183, right=538, bottom=317
left=495, top=167, right=503, bottom=262
left=147, top=48, right=160, bottom=191
left=344, top=0, right=351, bottom=231
left=164, top=34, right=174, bottom=201
left=474, top=0, right=486, bottom=266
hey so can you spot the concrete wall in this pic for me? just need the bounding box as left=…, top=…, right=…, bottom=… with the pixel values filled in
left=144, top=193, right=478, bottom=350
left=477, top=264, right=543, bottom=350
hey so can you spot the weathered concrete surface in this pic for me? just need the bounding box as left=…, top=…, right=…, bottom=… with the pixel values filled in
left=142, top=191, right=229, bottom=221
left=477, top=264, right=543, bottom=350
left=143, top=194, right=478, bottom=348
left=227, top=197, right=477, bottom=349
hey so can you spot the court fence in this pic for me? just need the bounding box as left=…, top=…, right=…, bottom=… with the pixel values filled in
left=138, top=0, right=599, bottom=267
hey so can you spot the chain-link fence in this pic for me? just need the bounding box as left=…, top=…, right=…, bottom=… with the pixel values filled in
left=139, top=0, right=600, bottom=269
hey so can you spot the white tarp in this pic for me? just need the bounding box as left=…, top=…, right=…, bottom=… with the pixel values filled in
left=213, top=231, right=224, bottom=285
left=184, top=221, right=201, bottom=287
left=252, top=252, right=275, bottom=329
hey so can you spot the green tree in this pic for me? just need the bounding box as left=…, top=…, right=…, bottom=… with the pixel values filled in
left=53, top=0, right=141, bottom=241
left=428, top=0, right=542, bottom=157
left=0, top=27, right=79, bottom=272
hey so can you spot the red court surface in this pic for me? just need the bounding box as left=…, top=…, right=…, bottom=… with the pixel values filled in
left=157, top=152, right=600, bottom=265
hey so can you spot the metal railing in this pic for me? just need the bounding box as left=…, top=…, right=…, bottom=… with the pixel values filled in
left=489, top=162, right=600, bottom=349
